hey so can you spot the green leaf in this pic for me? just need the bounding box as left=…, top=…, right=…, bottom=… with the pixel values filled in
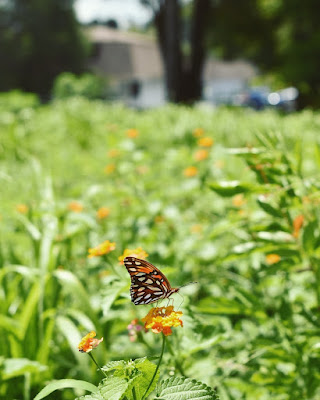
left=125, top=358, right=159, bottom=400
left=255, top=231, right=294, bottom=243
left=2, top=358, right=47, bottom=380
left=77, top=376, right=132, bottom=400
left=209, top=181, right=255, bottom=197
left=256, top=197, right=283, bottom=218
left=302, top=220, right=318, bottom=254
left=34, top=379, right=97, bottom=400
left=155, top=377, right=219, bottom=400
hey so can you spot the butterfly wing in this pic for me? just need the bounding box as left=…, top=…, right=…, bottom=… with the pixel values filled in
left=124, top=257, right=174, bottom=305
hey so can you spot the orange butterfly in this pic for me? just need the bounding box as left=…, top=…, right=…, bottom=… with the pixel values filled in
left=124, top=256, right=196, bottom=305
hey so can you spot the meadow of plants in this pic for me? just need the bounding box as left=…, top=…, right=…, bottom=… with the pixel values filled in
left=1, top=91, right=320, bottom=400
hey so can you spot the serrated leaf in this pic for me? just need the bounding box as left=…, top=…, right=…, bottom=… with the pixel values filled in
left=125, top=358, right=159, bottom=400
left=155, top=377, right=219, bottom=400
left=102, top=360, right=127, bottom=373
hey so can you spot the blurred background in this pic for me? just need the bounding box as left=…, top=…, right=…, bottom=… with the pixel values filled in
left=2, top=2, right=320, bottom=400
left=2, top=0, right=318, bottom=110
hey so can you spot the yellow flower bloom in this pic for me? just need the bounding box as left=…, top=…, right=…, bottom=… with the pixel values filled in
left=126, top=128, right=139, bottom=138
left=104, top=164, right=116, bottom=174
left=192, top=127, right=204, bottom=138
left=96, top=207, right=110, bottom=220
left=16, top=204, right=29, bottom=214
left=198, top=137, right=214, bottom=147
left=78, top=331, right=103, bottom=353
left=190, top=224, right=202, bottom=234
left=194, top=149, right=209, bottom=161
left=68, top=201, right=83, bottom=212
left=88, top=240, right=116, bottom=258
left=118, top=247, right=148, bottom=264
left=107, top=149, right=120, bottom=158
left=183, top=166, right=198, bottom=177
left=266, top=254, right=281, bottom=265
left=232, top=194, right=246, bottom=207
left=142, top=306, right=183, bottom=336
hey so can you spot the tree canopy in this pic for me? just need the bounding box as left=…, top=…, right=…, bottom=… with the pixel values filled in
left=0, top=0, right=88, bottom=97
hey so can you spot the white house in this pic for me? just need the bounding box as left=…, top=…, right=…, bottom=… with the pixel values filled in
left=87, top=26, right=257, bottom=108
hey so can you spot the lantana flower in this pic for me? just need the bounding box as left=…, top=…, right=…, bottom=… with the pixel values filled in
left=142, top=306, right=183, bottom=336
left=127, top=318, right=143, bottom=342
left=96, top=207, right=110, bottom=220
left=119, top=247, right=148, bottom=264
left=16, top=204, right=29, bottom=214
left=194, top=149, right=209, bottom=161
left=68, top=201, right=83, bottom=212
left=198, top=137, right=214, bottom=147
left=88, top=240, right=116, bottom=258
left=266, top=253, right=281, bottom=265
left=183, top=166, right=198, bottom=177
left=104, top=164, right=116, bottom=174
left=126, top=128, right=139, bottom=138
left=293, top=215, right=304, bottom=238
left=78, top=331, right=103, bottom=353
left=192, top=127, right=204, bottom=138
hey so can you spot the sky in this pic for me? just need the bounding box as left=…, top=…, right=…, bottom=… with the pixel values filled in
left=74, top=0, right=153, bottom=27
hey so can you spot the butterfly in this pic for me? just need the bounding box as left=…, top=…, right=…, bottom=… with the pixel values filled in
left=124, top=256, right=196, bottom=305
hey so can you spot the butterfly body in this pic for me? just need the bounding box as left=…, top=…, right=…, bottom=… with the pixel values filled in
left=124, top=256, right=179, bottom=305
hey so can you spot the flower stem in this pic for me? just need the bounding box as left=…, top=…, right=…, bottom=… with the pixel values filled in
left=142, top=333, right=166, bottom=400
left=132, top=386, right=138, bottom=400
left=88, top=352, right=107, bottom=378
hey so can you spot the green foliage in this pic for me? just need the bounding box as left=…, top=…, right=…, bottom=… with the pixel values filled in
left=0, top=0, right=89, bottom=96
left=52, top=73, right=108, bottom=100
left=1, top=95, right=320, bottom=399
left=208, top=0, right=320, bottom=107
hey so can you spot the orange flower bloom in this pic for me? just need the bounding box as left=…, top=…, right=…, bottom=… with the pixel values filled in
left=96, top=207, right=110, bottom=220
left=88, top=240, right=116, bottom=258
left=266, top=254, right=281, bottom=265
left=293, top=215, right=304, bottom=238
left=194, top=149, right=209, bottom=161
left=192, top=127, right=204, bottom=138
left=183, top=166, right=198, bottom=177
left=198, top=137, right=214, bottom=147
left=126, top=128, right=139, bottom=138
left=68, top=201, right=83, bottom=213
left=78, top=331, right=103, bottom=353
left=104, top=164, right=116, bottom=174
left=190, top=224, right=202, bottom=234
left=142, top=306, right=183, bottom=336
left=107, top=149, right=120, bottom=158
left=232, top=194, right=246, bottom=207
left=16, top=204, right=29, bottom=214
left=118, top=247, right=148, bottom=264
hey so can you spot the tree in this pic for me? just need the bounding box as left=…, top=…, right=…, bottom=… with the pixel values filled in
left=0, top=0, right=88, bottom=97
left=207, top=0, right=320, bottom=108
left=142, top=0, right=210, bottom=103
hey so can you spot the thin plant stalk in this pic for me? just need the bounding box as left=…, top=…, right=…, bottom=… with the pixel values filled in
left=88, top=352, right=108, bottom=378
left=142, top=333, right=166, bottom=400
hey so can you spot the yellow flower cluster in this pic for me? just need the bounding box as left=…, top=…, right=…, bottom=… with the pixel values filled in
left=78, top=331, right=103, bottom=353
left=118, top=247, right=149, bottom=264
left=142, top=306, right=183, bottom=336
left=88, top=240, right=116, bottom=258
